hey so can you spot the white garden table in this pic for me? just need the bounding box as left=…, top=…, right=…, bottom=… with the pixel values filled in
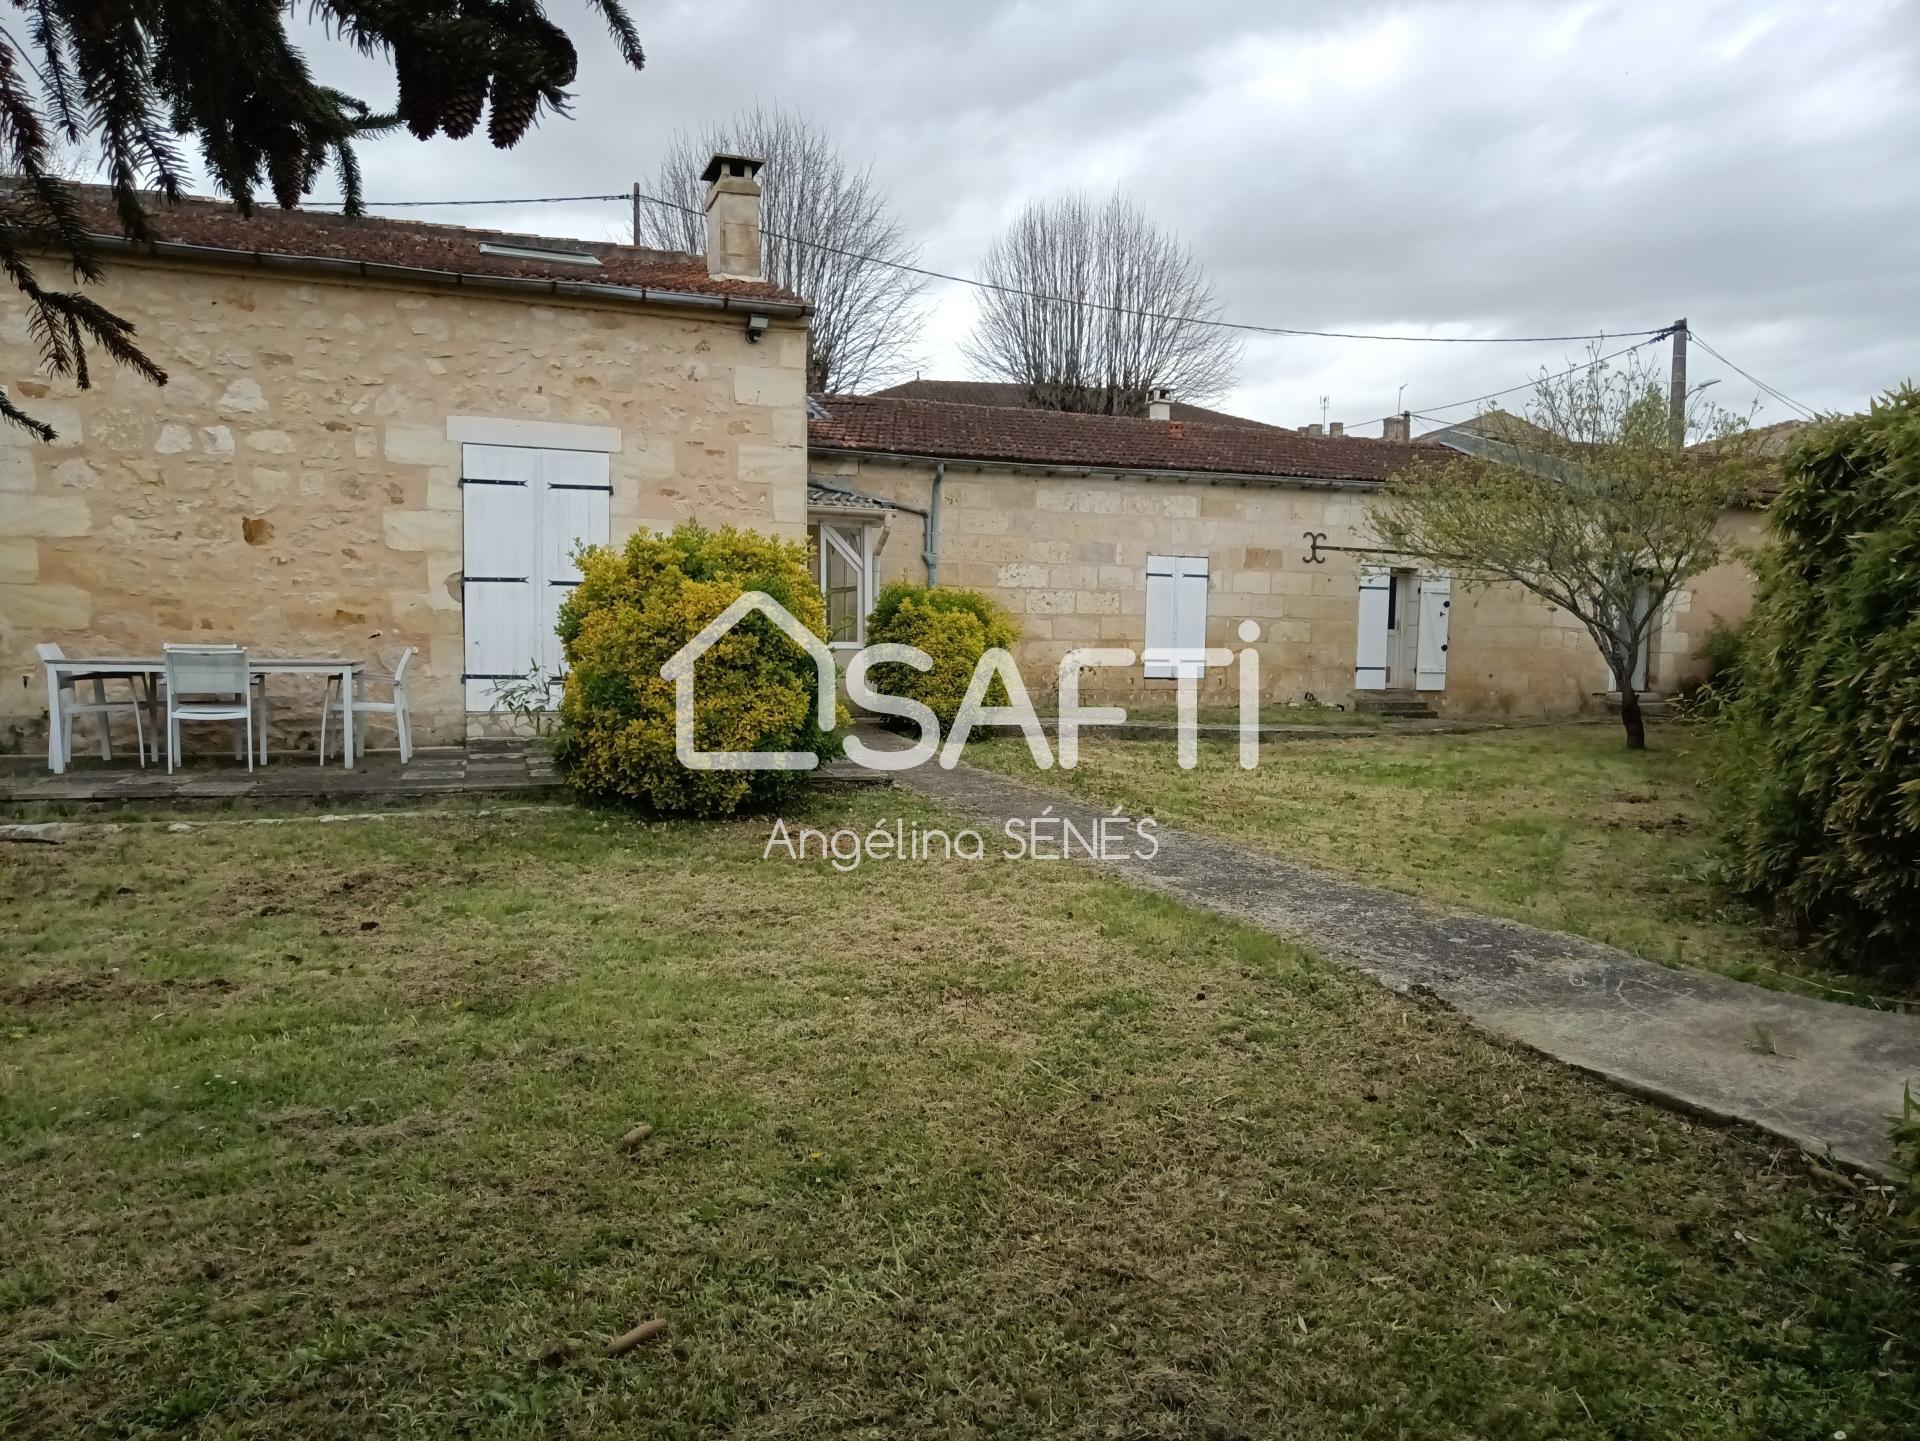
left=42, top=655, right=365, bottom=773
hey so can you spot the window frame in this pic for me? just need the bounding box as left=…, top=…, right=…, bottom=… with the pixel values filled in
left=812, top=518, right=876, bottom=649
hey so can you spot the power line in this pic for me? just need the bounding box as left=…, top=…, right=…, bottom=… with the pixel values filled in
left=304, top=185, right=1674, bottom=349
left=303, top=193, right=629, bottom=209
left=1326, top=334, right=1672, bottom=436
left=1688, top=331, right=1818, bottom=420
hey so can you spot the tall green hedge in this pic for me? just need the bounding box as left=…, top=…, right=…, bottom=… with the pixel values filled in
left=1717, top=386, right=1920, bottom=971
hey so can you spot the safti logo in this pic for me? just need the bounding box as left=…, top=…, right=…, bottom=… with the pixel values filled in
left=660, top=592, right=1268, bottom=773
left=660, top=593, right=840, bottom=771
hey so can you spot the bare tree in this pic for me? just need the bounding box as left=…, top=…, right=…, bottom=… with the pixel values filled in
left=638, top=107, right=927, bottom=393
left=961, top=193, right=1241, bottom=414
left=1372, top=348, right=1760, bottom=749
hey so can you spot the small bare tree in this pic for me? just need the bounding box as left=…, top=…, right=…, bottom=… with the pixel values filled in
left=637, top=107, right=926, bottom=393
left=1371, top=349, right=1759, bottom=749
left=961, top=192, right=1241, bottom=414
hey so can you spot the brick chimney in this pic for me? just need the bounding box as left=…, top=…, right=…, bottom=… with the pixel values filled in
left=1146, top=385, right=1174, bottom=422
left=1328, top=421, right=1344, bottom=437
left=1381, top=411, right=1412, bottom=442
left=1304, top=423, right=1324, bottom=437
left=702, top=153, right=764, bottom=282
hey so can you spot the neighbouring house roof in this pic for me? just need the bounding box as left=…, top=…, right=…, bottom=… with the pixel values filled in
left=869, top=379, right=1281, bottom=431
left=1430, top=409, right=1796, bottom=501
left=809, top=393, right=1438, bottom=484
left=1419, top=409, right=1559, bottom=448
left=1693, top=419, right=1809, bottom=456
left=57, top=186, right=805, bottom=308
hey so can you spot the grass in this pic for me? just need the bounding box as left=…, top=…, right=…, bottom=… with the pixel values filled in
left=3, top=797, right=1917, bottom=1438
left=1099, top=701, right=1386, bottom=729
left=964, top=721, right=1898, bottom=1002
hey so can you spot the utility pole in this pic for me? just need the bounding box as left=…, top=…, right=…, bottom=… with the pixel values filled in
left=630, top=183, right=641, bottom=247
left=1668, top=317, right=1688, bottom=447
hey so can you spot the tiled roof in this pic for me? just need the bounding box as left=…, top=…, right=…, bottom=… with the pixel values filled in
left=63, top=186, right=802, bottom=305
left=809, top=394, right=1438, bottom=483
left=870, top=379, right=1280, bottom=430
left=807, top=481, right=895, bottom=512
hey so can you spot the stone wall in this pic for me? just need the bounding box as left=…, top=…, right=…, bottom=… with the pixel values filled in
left=0, top=256, right=808, bottom=751
left=818, top=454, right=1759, bottom=716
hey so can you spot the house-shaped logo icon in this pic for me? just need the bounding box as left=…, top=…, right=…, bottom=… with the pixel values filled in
left=659, top=592, right=838, bottom=771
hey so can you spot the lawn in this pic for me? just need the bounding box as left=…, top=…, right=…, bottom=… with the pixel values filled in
left=966, top=721, right=1894, bottom=1002
left=3, top=797, right=1916, bottom=1439
left=1090, top=701, right=1385, bottom=729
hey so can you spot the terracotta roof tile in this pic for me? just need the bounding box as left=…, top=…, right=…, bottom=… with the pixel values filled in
left=64, top=186, right=802, bottom=305
left=870, top=379, right=1280, bottom=430
left=809, top=394, right=1439, bottom=483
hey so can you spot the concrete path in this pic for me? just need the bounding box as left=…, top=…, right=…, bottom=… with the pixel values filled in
left=893, top=758, right=1920, bottom=1177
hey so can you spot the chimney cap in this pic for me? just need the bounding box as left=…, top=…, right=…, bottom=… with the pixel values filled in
left=1147, top=384, right=1174, bottom=402
left=702, top=152, right=765, bottom=184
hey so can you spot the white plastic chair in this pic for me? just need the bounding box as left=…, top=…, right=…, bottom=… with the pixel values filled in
left=162, top=644, right=262, bottom=773
left=319, top=646, right=415, bottom=764
left=37, top=642, right=148, bottom=767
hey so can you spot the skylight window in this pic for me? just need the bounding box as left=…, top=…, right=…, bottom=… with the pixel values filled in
left=477, top=241, right=601, bottom=267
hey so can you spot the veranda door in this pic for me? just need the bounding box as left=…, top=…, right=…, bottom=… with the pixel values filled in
left=461, top=444, right=611, bottom=710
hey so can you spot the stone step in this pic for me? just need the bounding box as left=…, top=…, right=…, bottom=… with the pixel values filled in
left=1354, top=692, right=1438, bottom=719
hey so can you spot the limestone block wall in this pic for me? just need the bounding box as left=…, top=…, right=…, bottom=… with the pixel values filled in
left=817, top=454, right=1756, bottom=716
left=0, top=256, right=808, bottom=751
left=1656, top=507, right=1766, bottom=687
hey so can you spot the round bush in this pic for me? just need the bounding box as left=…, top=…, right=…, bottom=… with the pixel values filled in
left=1716, top=386, right=1920, bottom=972
left=552, top=522, right=837, bottom=816
left=864, top=582, right=1019, bottom=726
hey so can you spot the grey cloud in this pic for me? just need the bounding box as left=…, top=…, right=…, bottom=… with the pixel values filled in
left=284, top=0, right=1914, bottom=428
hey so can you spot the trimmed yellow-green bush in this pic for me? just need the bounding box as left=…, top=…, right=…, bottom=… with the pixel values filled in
left=864, top=582, right=1019, bottom=726
left=552, top=522, right=837, bottom=816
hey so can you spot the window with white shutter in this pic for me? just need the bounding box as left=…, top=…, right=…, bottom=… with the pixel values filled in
left=1144, top=555, right=1209, bottom=679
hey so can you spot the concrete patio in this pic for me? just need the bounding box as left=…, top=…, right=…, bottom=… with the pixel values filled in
left=0, top=744, right=561, bottom=807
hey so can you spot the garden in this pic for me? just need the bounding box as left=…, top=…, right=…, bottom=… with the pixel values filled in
left=4, top=800, right=1917, bottom=1438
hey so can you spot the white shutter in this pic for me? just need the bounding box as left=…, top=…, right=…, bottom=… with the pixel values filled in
left=1628, top=584, right=1653, bottom=692
left=1415, top=571, right=1451, bottom=692
left=1144, top=555, right=1209, bottom=679
left=461, top=445, right=541, bottom=710
left=1174, top=555, right=1209, bottom=678
left=462, top=443, right=612, bottom=711
left=1144, top=555, right=1178, bottom=679
left=1355, top=566, right=1391, bottom=691
left=537, top=449, right=612, bottom=691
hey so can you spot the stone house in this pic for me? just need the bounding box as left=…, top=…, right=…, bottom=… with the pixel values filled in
left=1, top=153, right=1764, bottom=752
left=805, top=393, right=1763, bottom=716
left=1, top=155, right=826, bottom=749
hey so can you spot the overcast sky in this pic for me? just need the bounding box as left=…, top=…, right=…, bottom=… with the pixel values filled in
left=285, top=0, right=1916, bottom=434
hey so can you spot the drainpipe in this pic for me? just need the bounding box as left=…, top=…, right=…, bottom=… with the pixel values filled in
left=922, top=461, right=945, bottom=586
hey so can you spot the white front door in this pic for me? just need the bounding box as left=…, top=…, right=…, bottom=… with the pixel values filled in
left=462, top=444, right=611, bottom=710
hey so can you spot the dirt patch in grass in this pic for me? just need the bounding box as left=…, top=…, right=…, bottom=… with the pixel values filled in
left=3, top=801, right=1916, bottom=1439
left=4, top=971, right=237, bottom=1011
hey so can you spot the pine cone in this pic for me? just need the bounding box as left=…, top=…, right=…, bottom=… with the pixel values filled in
left=441, top=62, right=487, bottom=140
left=486, top=75, right=540, bottom=148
